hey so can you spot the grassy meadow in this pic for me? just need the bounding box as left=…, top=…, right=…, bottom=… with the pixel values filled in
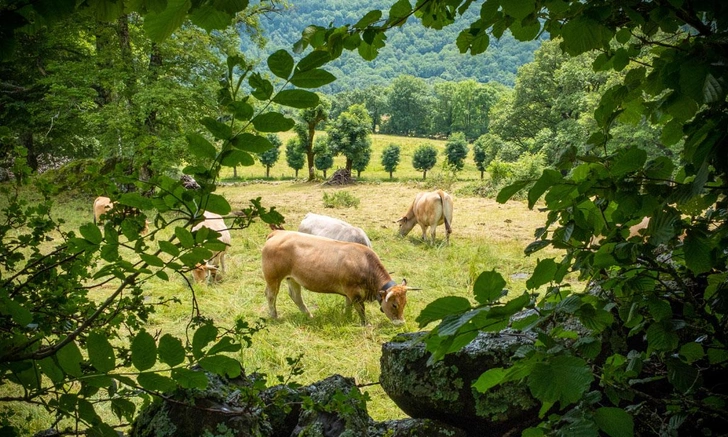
left=4, top=135, right=573, bottom=433
left=219, top=133, right=482, bottom=182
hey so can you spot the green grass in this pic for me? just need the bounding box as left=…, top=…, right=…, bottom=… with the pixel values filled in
left=4, top=178, right=572, bottom=433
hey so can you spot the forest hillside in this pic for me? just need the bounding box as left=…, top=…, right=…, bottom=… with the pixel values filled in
left=250, top=0, right=544, bottom=92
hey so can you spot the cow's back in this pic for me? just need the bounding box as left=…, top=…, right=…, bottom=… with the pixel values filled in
left=262, top=230, right=376, bottom=294
left=298, top=213, right=372, bottom=247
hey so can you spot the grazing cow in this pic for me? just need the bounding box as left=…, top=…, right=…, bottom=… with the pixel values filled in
left=397, top=190, right=453, bottom=244
left=93, top=196, right=149, bottom=235
left=191, top=211, right=232, bottom=283
left=298, top=213, right=372, bottom=247
left=262, top=230, right=416, bottom=325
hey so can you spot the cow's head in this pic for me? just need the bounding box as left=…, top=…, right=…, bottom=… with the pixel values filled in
left=192, top=263, right=219, bottom=284
left=396, top=216, right=416, bottom=237
left=378, top=279, right=419, bottom=325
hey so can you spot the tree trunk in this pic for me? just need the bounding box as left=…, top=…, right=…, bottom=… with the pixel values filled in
left=266, top=166, right=270, bottom=178
left=233, top=166, right=238, bottom=178
left=345, top=158, right=352, bottom=172
left=357, top=169, right=361, bottom=177
left=423, top=171, right=427, bottom=180
left=295, top=169, right=299, bottom=178
left=389, top=171, right=393, bottom=179
left=307, top=125, right=316, bottom=181
left=21, top=130, right=38, bottom=172
left=480, top=170, right=484, bottom=180
left=323, top=169, right=327, bottom=178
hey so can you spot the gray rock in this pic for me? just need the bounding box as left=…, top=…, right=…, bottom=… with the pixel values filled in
left=380, top=331, right=539, bottom=436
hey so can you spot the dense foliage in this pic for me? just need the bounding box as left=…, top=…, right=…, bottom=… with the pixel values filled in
left=412, top=144, right=438, bottom=180
left=381, top=144, right=401, bottom=179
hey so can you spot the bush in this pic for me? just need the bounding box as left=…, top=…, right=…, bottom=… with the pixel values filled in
left=322, top=190, right=360, bottom=208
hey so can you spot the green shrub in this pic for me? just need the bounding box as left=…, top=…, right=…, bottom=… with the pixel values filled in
left=322, top=190, right=360, bottom=208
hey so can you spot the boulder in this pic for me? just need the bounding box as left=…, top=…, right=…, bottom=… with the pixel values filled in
left=369, top=418, right=467, bottom=437
left=380, top=331, right=539, bottom=436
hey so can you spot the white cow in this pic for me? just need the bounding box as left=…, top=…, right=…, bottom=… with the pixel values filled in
left=191, top=211, right=231, bottom=283
left=298, top=213, right=372, bottom=247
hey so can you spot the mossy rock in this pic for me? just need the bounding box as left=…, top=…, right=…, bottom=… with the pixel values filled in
left=380, top=331, right=539, bottom=436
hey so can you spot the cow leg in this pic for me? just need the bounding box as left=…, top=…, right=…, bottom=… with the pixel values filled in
left=265, top=279, right=281, bottom=319
left=419, top=224, right=428, bottom=242
left=344, top=296, right=353, bottom=318
left=353, top=300, right=367, bottom=325
left=430, top=226, right=437, bottom=244
left=287, top=278, right=312, bottom=318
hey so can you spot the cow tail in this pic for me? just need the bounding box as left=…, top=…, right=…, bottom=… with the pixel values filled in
left=437, top=190, right=452, bottom=235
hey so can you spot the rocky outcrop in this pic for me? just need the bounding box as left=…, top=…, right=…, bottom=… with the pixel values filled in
left=130, top=371, right=461, bottom=437
left=380, top=331, right=540, bottom=436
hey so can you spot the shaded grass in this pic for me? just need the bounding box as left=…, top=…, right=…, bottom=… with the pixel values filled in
left=5, top=179, right=574, bottom=432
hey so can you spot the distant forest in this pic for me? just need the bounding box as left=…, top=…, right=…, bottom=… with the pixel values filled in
left=250, top=0, right=544, bottom=92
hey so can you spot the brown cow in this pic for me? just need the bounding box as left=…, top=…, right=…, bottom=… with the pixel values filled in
left=93, top=196, right=149, bottom=235
left=397, top=190, right=453, bottom=244
left=261, top=230, right=416, bottom=325
left=191, top=211, right=232, bottom=284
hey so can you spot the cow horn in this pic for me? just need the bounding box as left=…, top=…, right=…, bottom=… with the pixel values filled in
left=384, top=290, right=393, bottom=302
left=405, top=287, right=422, bottom=291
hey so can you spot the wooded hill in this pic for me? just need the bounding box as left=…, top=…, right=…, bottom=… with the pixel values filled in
left=250, top=0, right=544, bottom=92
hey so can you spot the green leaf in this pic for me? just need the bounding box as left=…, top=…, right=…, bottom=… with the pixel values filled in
left=199, top=355, right=242, bottom=378
left=560, top=17, right=613, bottom=55
left=416, top=296, right=472, bottom=327
left=594, top=407, right=634, bottom=437
left=172, top=367, right=209, bottom=389
left=203, top=193, right=231, bottom=216
left=200, top=117, right=232, bottom=141
left=502, top=0, right=536, bottom=19
left=679, top=342, right=705, bottom=364
left=438, top=310, right=480, bottom=336
left=644, top=156, right=675, bottom=180
left=249, top=73, right=274, bottom=100
left=272, top=89, right=320, bottom=109
left=38, top=357, right=64, bottom=383
left=526, top=258, right=557, bottom=290
left=610, top=147, right=646, bottom=178
left=528, top=355, right=594, bottom=405
left=473, top=270, right=506, bottom=304
left=192, top=324, right=218, bottom=359
left=267, top=49, right=294, bottom=79
left=158, top=334, right=185, bottom=367
left=186, top=133, right=217, bottom=159
left=137, top=372, right=177, bottom=393
left=289, top=68, right=336, bottom=88
left=388, top=0, right=412, bottom=21
left=80, top=223, right=103, bottom=245
left=576, top=305, right=614, bottom=332
left=231, top=133, right=274, bottom=153
left=87, top=332, right=115, bottom=373
left=1, top=296, right=33, bottom=326
left=684, top=231, right=713, bottom=274
left=208, top=337, right=241, bottom=355
left=174, top=227, right=195, bottom=249
left=143, top=0, right=191, bottom=42
left=496, top=180, right=531, bottom=203
left=159, top=241, right=180, bottom=257
left=296, top=51, right=332, bottom=72
left=131, top=331, right=157, bottom=372
left=140, top=253, right=165, bottom=267
left=111, top=398, right=136, bottom=422
left=646, top=321, right=679, bottom=352
left=355, top=10, right=382, bottom=28
left=510, top=19, right=540, bottom=42
left=77, top=398, right=101, bottom=424
left=57, top=341, right=83, bottom=377
left=528, top=169, right=562, bottom=209
left=251, top=112, right=295, bottom=132
left=221, top=150, right=255, bottom=167
left=189, top=4, right=231, bottom=31
left=472, top=367, right=506, bottom=392
left=228, top=101, right=254, bottom=121
left=666, top=357, right=699, bottom=394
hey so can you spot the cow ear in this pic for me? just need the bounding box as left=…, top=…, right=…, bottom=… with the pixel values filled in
left=401, top=278, right=407, bottom=286
left=395, top=216, right=406, bottom=224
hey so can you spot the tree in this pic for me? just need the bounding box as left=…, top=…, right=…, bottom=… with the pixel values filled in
left=313, top=136, right=333, bottom=178
left=412, top=144, right=437, bottom=180
left=259, top=134, right=282, bottom=178
left=381, top=144, right=401, bottom=179
left=472, top=139, right=487, bottom=180
left=327, top=103, right=372, bottom=172
left=331, top=85, right=389, bottom=132
left=351, top=144, right=371, bottom=178
left=444, top=132, right=468, bottom=172
left=383, top=75, right=435, bottom=136
left=295, top=95, right=331, bottom=181
left=285, top=139, right=306, bottom=178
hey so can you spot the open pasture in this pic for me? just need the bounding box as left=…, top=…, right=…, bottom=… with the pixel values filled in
left=140, top=181, right=556, bottom=420
left=8, top=180, right=562, bottom=430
